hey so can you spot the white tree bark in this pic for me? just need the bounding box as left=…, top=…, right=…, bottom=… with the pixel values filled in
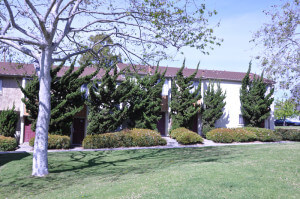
left=32, top=48, right=52, bottom=176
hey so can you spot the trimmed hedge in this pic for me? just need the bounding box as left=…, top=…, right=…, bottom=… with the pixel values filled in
left=244, top=127, right=282, bottom=142
left=82, top=128, right=167, bottom=149
left=206, top=128, right=257, bottom=143
left=275, top=128, right=300, bottom=141
left=0, top=135, right=18, bottom=151
left=29, top=135, right=71, bottom=149
left=170, top=127, right=203, bottom=145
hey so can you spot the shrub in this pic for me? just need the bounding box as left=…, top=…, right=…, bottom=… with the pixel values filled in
left=29, top=135, right=70, bottom=149
left=0, top=106, right=18, bottom=137
left=82, top=128, right=167, bottom=149
left=244, top=127, right=281, bottom=142
left=275, top=129, right=300, bottom=141
left=0, top=136, right=18, bottom=151
left=206, top=128, right=257, bottom=143
left=170, top=127, right=203, bottom=145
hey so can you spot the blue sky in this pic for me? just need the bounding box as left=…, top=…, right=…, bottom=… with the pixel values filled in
left=160, top=0, right=287, bottom=99
left=161, top=0, right=281, bottom=74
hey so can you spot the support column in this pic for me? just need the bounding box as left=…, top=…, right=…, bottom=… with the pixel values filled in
left=19, top=77, right=26, bottom=144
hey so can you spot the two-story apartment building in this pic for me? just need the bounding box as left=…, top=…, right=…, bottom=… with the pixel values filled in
left=0, top=62, right=275, bottom=144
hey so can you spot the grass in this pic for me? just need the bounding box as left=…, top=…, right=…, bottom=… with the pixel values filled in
left=0, top=143, right=299, bottom=199
left=275, top=126, right=300, bottom=130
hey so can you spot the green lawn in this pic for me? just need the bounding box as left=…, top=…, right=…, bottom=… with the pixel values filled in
left=0, top=143, right=299, bottom=199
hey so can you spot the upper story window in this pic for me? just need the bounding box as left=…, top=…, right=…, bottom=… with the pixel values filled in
left=0, top=79, right=2, bottom=95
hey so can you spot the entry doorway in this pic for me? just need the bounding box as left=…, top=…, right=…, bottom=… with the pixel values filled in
left=157, top=112, right=166, bottom=136
left=24, top=117, right=35, bottom=142
left=72, top=118, right=85, bottom=144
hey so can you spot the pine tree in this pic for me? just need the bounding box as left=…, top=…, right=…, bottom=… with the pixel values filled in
left=202, top=81, right=226, bottom=128
left=127, top=68, right=166, bottom=130
left=240, top=62, right=274, bottom=127
left=170, top=61, right=202, bottom=131
left=20, top=61, right=98, bottom=135
left=87, top=66, right=133, bottom=134
left=0, top=105, right=18, bottom=137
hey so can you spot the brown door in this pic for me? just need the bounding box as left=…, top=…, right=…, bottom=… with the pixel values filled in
left=191, top=114, right=198, bottom=133
left=157, top=112, right=166, bottom=135
left=73, top=118, right=85, bottom=144
left=24, top=117, right=35, bottom=142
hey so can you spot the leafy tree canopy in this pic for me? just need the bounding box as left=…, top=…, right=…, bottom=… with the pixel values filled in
left=275, top=99, right=299, bottom=123
left=78, top=34, right=122, bottom=67
left=253, top=0, right=299, bottom=99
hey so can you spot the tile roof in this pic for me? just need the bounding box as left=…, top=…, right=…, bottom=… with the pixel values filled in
left=0, top=62, right=274, bottom=84
left=0, top=62, right=124, bottom=81
left=117, top=63, right=275, bottom=84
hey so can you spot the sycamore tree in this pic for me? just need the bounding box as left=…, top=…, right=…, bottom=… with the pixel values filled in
left=253, top=0, right=299, bottom=98
left=0, top=0, right=221, bottom=177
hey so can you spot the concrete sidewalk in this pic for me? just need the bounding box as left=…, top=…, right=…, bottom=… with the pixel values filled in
left=0, top=137, right=294, bottom=154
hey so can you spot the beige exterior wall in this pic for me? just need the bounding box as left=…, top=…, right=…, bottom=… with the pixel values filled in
left=0, top=77, right=23, bottom=111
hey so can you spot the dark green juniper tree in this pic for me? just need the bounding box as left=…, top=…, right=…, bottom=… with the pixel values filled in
left=240, top=62, right=274, bottom=127
left=170, top=61, right=202, bottom=131
left=0, top=105, right=18, bottom=137
left=20, top=61, right=98, bottom=135
left=127, top=68, right=166, bottom=130
left=202, top=81, right=226, bottom=133
left=87, top=66, right=134, bottom=134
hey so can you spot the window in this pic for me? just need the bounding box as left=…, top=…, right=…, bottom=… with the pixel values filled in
left=239, top=114, right=244, bottom=124
left=0, top=79, right=2, bottom=95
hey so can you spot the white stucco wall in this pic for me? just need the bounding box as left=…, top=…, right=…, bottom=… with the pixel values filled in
left=202, top=80, right=244, bottom=128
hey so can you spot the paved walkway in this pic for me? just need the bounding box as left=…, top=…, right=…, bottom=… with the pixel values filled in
left=0, top=137, right=294, bottom=154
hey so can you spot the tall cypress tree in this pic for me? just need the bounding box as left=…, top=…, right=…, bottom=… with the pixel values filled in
left=240, top=62, right=274, bottom=127
left=170, top=61, right=202, bottom=130
left=202, top=81, right=226, bottom=128
left=127, top=68, right=166, bottom=130
left=87, top=67, right=133, bottom=134
left=20, top=61, right=98, bottom=135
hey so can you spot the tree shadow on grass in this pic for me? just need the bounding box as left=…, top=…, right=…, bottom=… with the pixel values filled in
left=50, top=146, right=244, bottom=176
left=1, top=146, right=250, bottom=198
left=0, top=152, right=31, bottom=167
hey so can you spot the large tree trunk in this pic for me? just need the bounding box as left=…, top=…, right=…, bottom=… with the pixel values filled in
left=32, top=49, right=52, bottom=177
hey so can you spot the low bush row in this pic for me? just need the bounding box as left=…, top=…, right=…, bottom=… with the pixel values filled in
left=206, top=128, right=257, bottom=143
left=29, top=134, right=71, bottom=149
left=244, top=127, right=282, bottom=142
left=170, top=128, right=203, bottom=145
left=83, top=128, right=167, bottom=149
left=275, top=128, right=300, bottom=141
left=206, top=127, right=289, bottom=143
left=0, top=136, right=17, bottom=151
